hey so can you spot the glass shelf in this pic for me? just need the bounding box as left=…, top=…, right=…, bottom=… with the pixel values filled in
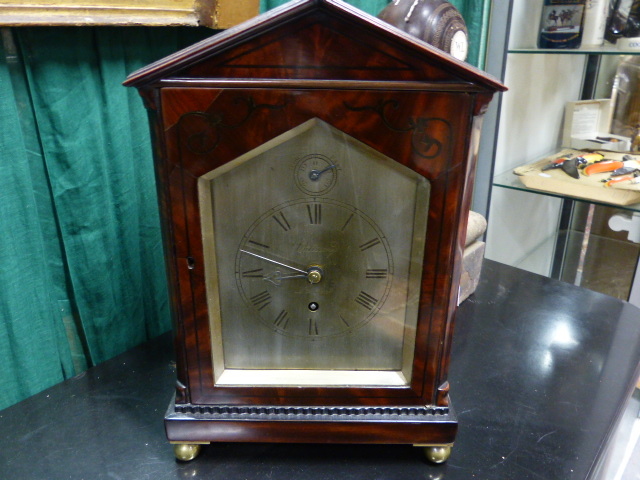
left=558, top=229, right=638, bottom=300
left=508, top=44, right=640, bottom=55
left=490, top=224, right=639, bottom=300
left=493, top=168, right=640, bottom=213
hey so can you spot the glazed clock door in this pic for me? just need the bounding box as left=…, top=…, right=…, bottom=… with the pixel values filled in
left=160, top=83, right=472, bottom=410
left=198, top=118, right=430, bottom=388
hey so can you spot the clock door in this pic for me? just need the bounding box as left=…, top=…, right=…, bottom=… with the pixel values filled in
left=160, top=86, right=469, bottom=408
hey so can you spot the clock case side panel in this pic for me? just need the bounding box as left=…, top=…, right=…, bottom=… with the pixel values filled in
left=137, top=88, right=192, bottom=404
left=429, top=96, right=493, bottom=408
left=409, top=93, right=485, bottom=408
left=158, top=86, right=484, bottom=409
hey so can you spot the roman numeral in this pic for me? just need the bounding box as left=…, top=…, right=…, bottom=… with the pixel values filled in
left=340, top=213, right=354, bottom=231
left=250, top=290, right=272, bottom=311
left=366, top=269, right=388, bottom=279
left=308, top=318, right=319, bottom=336
left=273, top=310, right=289, bottom=330
left=359, top=237, right=381, bottom=251
left=242, top=268, right=263, bottom=278
left=307, top=203, right=321, bottom=225
left=272, top=212, right=291, bottom=231
left=355, top=291, right=378, bottom=310
left=248, top=240, right=270, bottom=249
left=340, top=315, right=350, bottom=328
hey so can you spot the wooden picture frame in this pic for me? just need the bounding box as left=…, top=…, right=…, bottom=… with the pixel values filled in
left=0, top=0, right=259, bottom=28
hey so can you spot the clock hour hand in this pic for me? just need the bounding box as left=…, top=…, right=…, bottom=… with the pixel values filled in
left=263, top=270, right=308, bottom=286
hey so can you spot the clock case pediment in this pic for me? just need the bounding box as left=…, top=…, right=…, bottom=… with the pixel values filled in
left=124, top=0, right=504, bottom=89
left=125, top=0, right=505, bottom=449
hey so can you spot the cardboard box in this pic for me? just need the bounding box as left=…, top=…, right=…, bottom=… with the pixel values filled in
left=617, top=37, right=640, bottom=51
left=562, top=99, right=631, bottom=151
left=513, top=149, right=640, bottom=206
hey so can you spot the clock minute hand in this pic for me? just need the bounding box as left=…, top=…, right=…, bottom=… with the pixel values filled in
left=240, top=249, right=307, bottom=274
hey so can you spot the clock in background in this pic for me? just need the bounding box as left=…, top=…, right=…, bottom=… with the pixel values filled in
left=378, top=0, right=469, bottom=61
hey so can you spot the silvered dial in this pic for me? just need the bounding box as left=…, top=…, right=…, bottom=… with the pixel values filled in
left=236, top=198, right=393, bottom=338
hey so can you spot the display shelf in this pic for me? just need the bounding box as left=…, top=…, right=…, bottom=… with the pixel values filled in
left=484, top=0, right=640, bottom=308
left=557, top=229, right=639, bottom=300
left=493, top=168, right=640, bottom=214
left=508, top=44, right=640, bottom=55
left=506, top=224, right=639, bottom=300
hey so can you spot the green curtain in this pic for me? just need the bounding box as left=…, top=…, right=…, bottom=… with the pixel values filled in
left=0, top=31, right=73, bottom=410
left=260, top=0, right=490, bottom=68
left=0, top=27, right=212, bottom=410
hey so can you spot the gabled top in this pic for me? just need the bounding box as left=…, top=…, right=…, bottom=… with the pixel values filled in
left=124, top=0, right=505, bottom=92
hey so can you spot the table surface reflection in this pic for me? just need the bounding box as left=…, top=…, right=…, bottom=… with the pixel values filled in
left=1, top=260, right=639, bottom=479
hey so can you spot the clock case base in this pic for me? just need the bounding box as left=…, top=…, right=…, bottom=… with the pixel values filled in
left=164, top=396, right=457, bottom=445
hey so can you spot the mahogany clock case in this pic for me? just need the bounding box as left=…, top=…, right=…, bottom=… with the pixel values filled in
left=125, top=0, right=505, bottom=448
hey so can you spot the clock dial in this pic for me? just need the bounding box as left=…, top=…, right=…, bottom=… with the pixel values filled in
left=294, top=154, right=338, bottom=195
left=200, top=118, right=429, bottom=381
left=236, top=198, right=393, bottom=338
left=449, top=30, right=469, bottom=61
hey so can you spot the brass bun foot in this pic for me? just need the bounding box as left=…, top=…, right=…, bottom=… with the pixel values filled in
left=422, top=445, right=452, bottom=464
left=173, top=443, right=202, bottom=462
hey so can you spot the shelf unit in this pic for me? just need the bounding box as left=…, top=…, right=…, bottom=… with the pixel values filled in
left=509, top=45, right=640, bottom=54
left=478, top=0, right=640, bottom=306
left=492, top=168, right=640, bottom=214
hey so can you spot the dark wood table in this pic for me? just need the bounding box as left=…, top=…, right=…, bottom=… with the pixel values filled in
left=1, top=260, right=639, bottom=479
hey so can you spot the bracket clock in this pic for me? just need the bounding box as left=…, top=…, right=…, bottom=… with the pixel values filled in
left=124, top=0, right=505, bottom=464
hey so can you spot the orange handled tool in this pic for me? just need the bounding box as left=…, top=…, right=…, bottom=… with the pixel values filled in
left=583, top=160, right=624, bottom=176
left=603, top=172, right=640, bottom=187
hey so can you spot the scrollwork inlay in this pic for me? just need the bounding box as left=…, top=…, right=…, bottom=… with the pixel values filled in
left=178, top=96, right=289, bottom=155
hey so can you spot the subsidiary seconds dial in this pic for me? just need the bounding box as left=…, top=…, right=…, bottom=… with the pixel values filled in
left=294, top=154, right=337, bottom=196
left=236, top=198, right=393, bottom=338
